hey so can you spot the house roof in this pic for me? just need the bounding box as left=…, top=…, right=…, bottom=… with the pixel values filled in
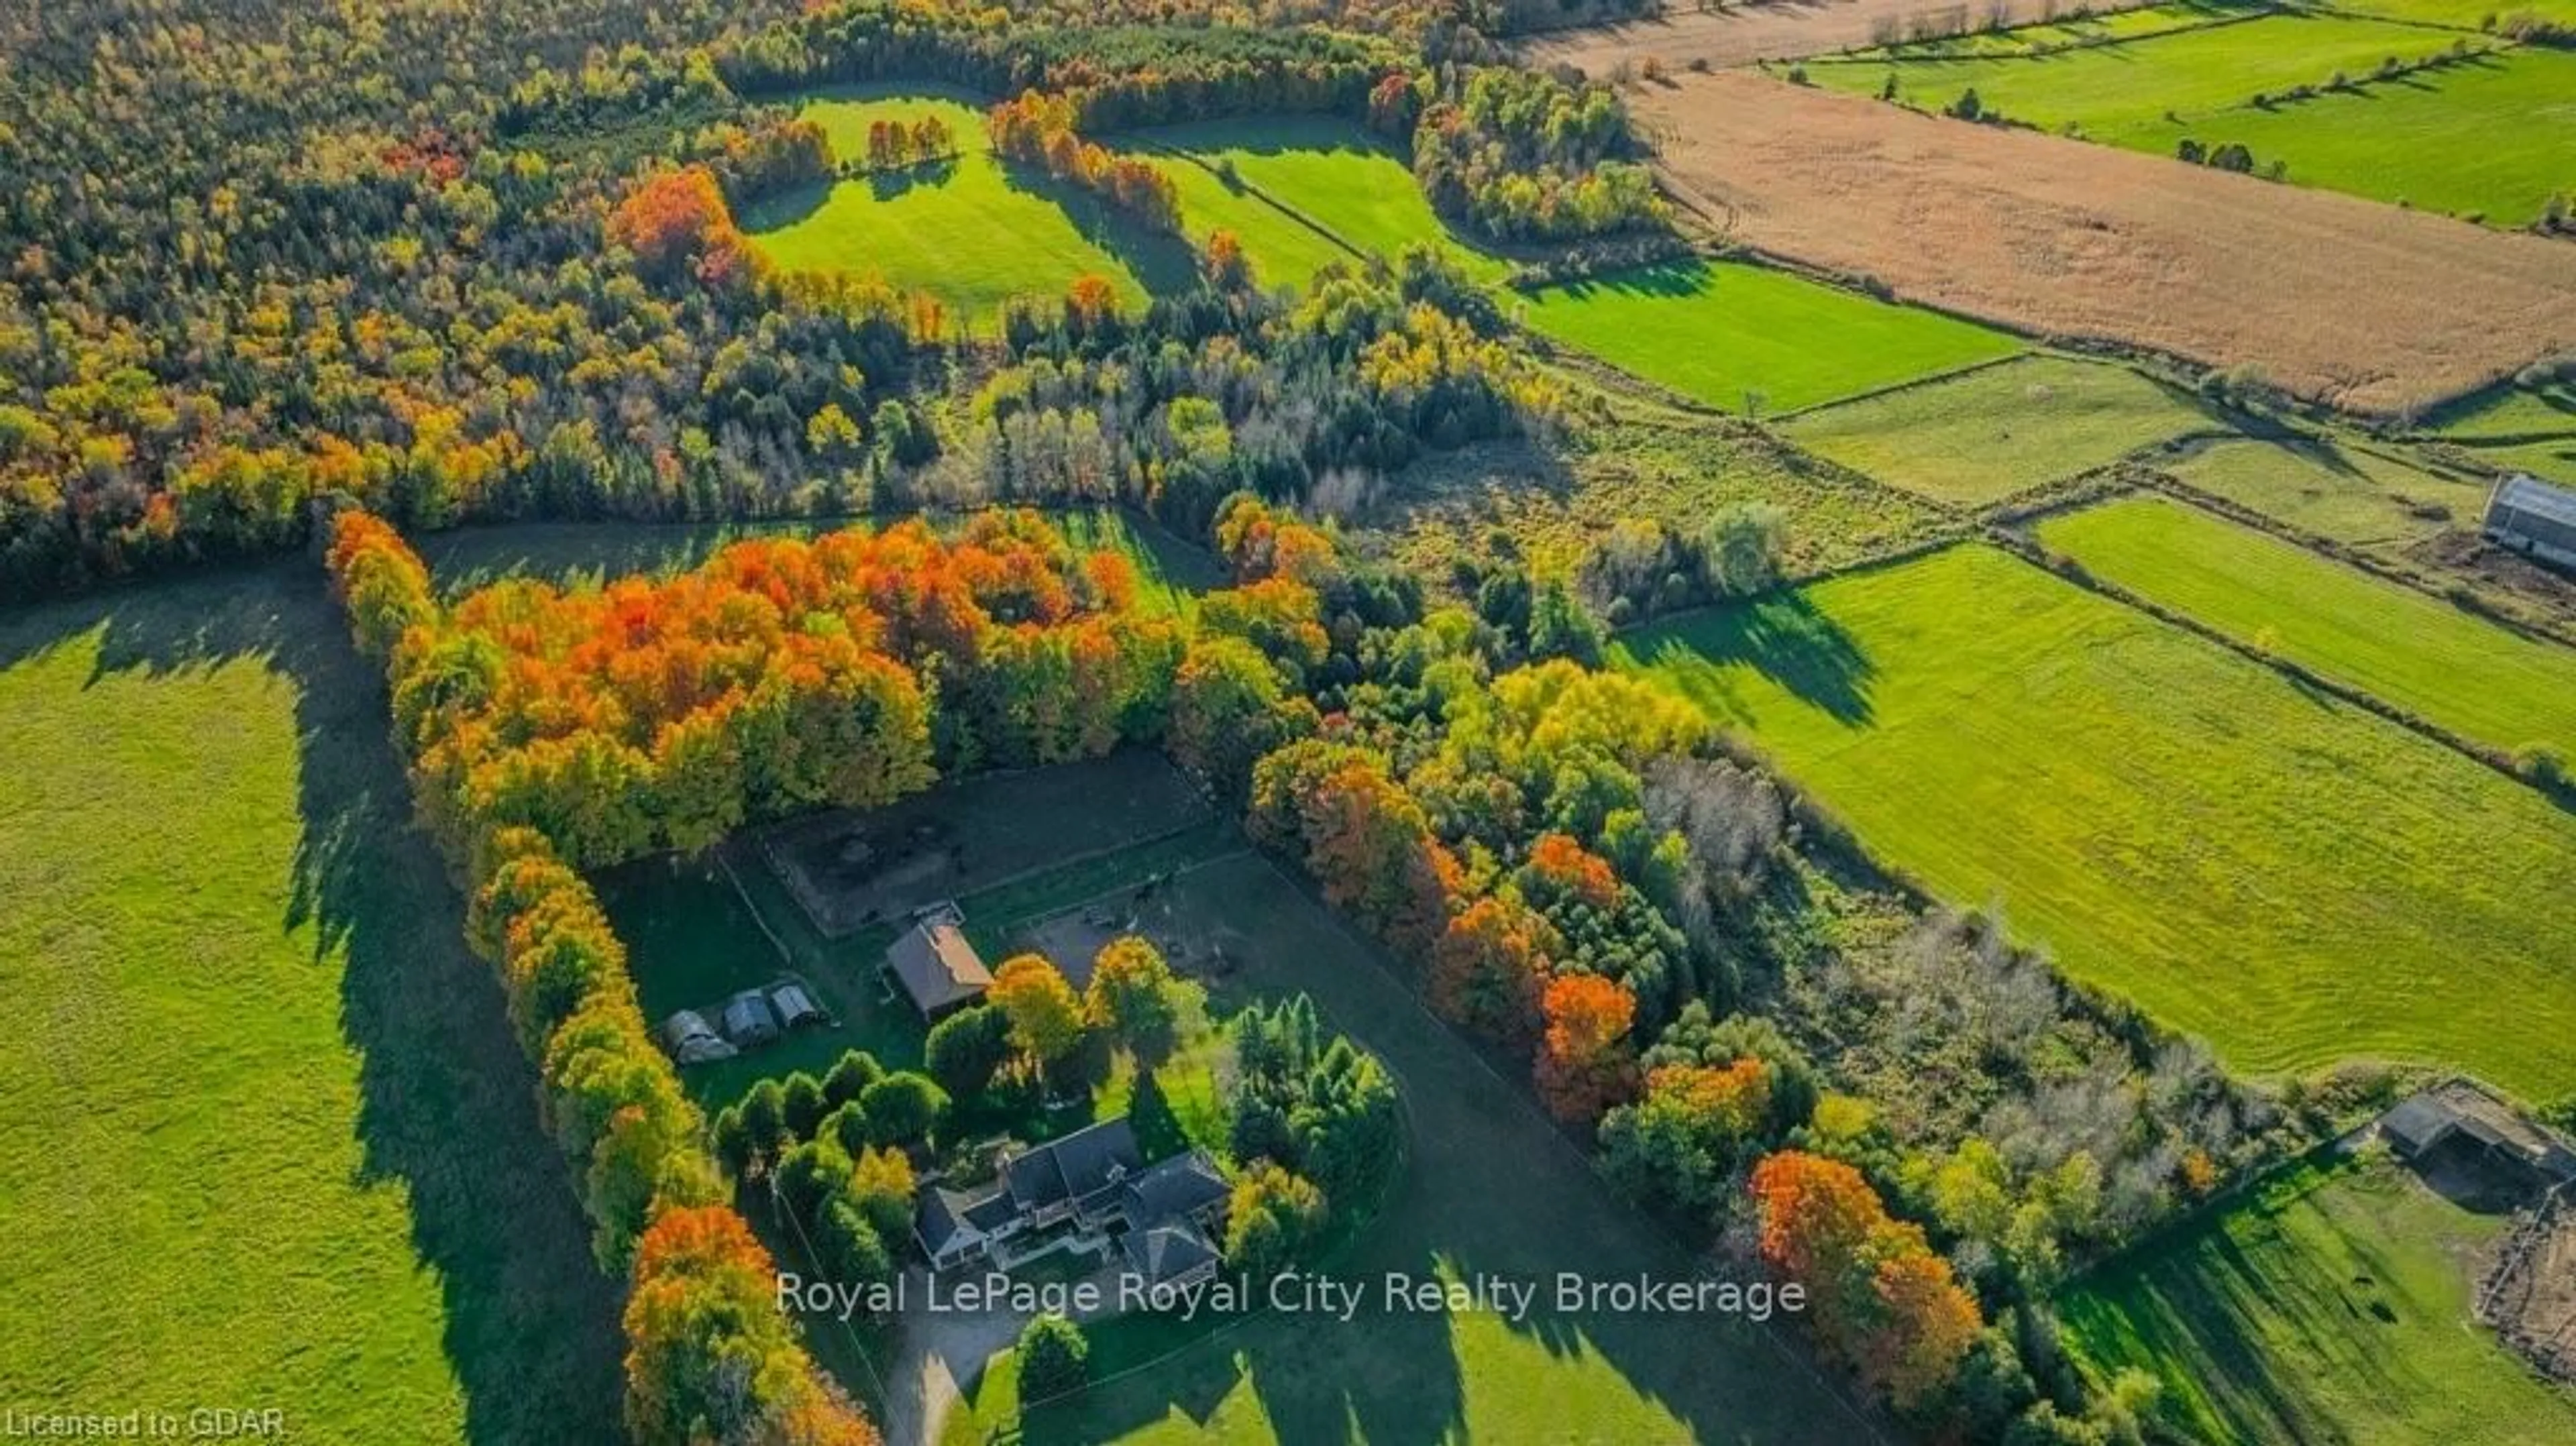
left=1122, top=1222, right=1220, bottom=1286
left=2490, top=474, right=2576, bottom=532
left=886, top=917, right=992, bottom=1015
left=915, top=1180, right=1020, bottom=1254
left=1122, top=1152, right=1230, bottom=1225
left=1006, top=1117, right=1144, bottom=1214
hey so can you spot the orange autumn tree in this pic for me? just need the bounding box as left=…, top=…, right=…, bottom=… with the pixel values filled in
left=624, top=1205, right=879, bottom=1446
left=608, top=166, right=756, bottom=287
left=347, top=511, right=1173, bottom=869
left=1429, top=894, right=1550, bottom=1048
left=1748, top=1150, right=1982, bottom=1411
left=1534, top=972, right=1637, bottom=1126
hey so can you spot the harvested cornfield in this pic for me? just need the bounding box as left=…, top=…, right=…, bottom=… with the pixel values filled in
left=1631, top=71, right=2576, bottom=416
left=1521, top=0, right=2157, bottom=74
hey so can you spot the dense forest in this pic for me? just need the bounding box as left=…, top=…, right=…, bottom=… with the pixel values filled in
left=0, top=0, right=1645, bottom=599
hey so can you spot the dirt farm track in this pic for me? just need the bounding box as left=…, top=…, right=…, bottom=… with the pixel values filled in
left=1631, top=72, right=2576, bottom=416
left=1522, top=0, right=2157, bottom=72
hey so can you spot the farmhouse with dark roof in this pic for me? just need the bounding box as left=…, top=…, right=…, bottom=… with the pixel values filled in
left=914, top=1114, right=1230, bottom=1280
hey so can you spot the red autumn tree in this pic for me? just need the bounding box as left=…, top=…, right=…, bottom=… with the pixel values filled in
left=1534, top=972, right=1637, bottom=1125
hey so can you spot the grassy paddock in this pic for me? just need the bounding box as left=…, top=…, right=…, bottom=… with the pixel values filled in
left=1510, top=259, right=2023, bottom=415
left=604, top=752, right=1228, bottom=1107
left=1134, top=116, right=1513, bottom=290
left=743, top=88, right=1192, bottom=321
left=1782, top=355, right=2217, bottom=506
left=2036, top=494, right=2576, bottom=755
left=938, top=852, right=1860, bottom=1445
left=1612, top=543, right=2576, bottom=1097
left=2161, top=435, right=2496, bottom=545
left=2434, top=384, right=2576, bottom=441
left=2059, top=1154, right=2576, bottom=1445
left=0, top=568, right=620, bottom=1443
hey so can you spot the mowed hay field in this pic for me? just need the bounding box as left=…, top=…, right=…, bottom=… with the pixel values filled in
left=2037, top=494, right=2576, bottom=755
left=1611, top=543, right=2576, bottom=1098
left=1779, top=355, right=2215, bottom=506
left=743, top=89, right=1190, bottom=320
left=1137, top=117, right=1512, bottom=290
left=2160, top=435, right=2496, bottom=545
left=0, top=569, right=620, bottom=1443
left=1511, top=258, right=2022, bottom=413
left=1633, top=71, right=2576, bottom=415
left=2059, top=1156, right=2576, bottom=1446
left=1823, top=24, right=2576, bottom=227
left=1519, top=0, right=2161, bottom=72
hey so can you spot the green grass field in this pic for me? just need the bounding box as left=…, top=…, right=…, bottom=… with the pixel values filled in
left=1613, top=543, right=2576, bottom=1097
left=1817, top=13, right=2572, bottom=223
left=2476, top=436, right=2576, bottom=486
left=2162, top=435, right=2496, bottom=544
left=1510, top=260, right=2023, bottom=415
left=2112, top=48, right=2576, bottom=225
left=936, top=852, right=1862, bottom=1445
left=743, top=89, right=1191, bottom=323
left=2320, top=0, right=2576, bottom=29
left=0, top=569, right=619, bottom=1443
left=2038, top=494, right=2576, bottom=755
left=1817, top=13, right=2461, bottom=129
left=1781, top=355, right=2218, bottom=506
left=2434, top=384, right=2576, bottom=442
left=1135, top=116, right=1513, bottom=290
left=2060, top=1154, right=2576, bottom=1445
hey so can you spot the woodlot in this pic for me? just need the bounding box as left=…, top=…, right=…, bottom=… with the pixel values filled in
left=1630, top=71, right=2576, bottom=415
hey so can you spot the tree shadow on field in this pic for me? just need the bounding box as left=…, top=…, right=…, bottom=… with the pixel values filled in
left=1626, top=589, right=1878, bottom=728
left=0, top=565, right=625, bottom=1445
left=997, top=158, right=1202, bottom=300
left=1525, top=256, right=1711, bottom=304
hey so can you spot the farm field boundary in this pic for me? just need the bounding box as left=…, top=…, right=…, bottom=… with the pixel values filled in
left=1611, top=541, right=2576, bottom=1099
left=2139, top=461, right=2576, bottom=649
left=1631, top=70, right=2576, bottom=415
left=2003, top=501, right=2576, bottom=780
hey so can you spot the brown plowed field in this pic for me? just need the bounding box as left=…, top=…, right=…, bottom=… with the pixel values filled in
left=1634, top=72, right=2576, bottom=415
left=1522, top=0, right=2153, bottom=73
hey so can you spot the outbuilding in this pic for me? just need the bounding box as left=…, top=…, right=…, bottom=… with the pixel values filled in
left=885, top=901, right=992, bottom=1021
left=2483, top=474, right=2576, bottom=570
